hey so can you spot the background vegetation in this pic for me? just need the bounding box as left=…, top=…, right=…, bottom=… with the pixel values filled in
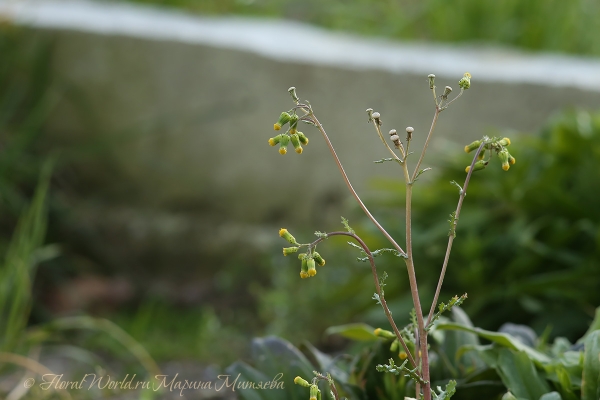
left=126, top=0, right=600, bottom=56
left=1, top=1, right=600, bottom=398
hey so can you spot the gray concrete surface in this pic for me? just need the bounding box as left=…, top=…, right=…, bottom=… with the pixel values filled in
left=1, top=0, right=600, bottom=279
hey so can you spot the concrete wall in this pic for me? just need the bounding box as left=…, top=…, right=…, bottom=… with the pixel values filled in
left=2, top=0, right=600, bottom=296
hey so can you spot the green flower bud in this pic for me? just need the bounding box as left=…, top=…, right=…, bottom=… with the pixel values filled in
left=279, top=228, right=298, bottom=245
left=399, top=351, right=408, bottom=360
left=268, top=134, right=283, bottom=146
left=274, top=112, right=291, bottom=131
left=294, top=376, right=310, bottom=387
left=297, top=132, right=309, bottom=145
left=290, top=133, right=303, bottom=154
left=459, top=72, right=471, bottom=90
left=313, top=252, right=325, bottom=267
left=374, top=328, right=396, bottom=339
left=307, top=257, right=317, bottom=277
left=497, top=137, right=511, bottom=147
left=464, top=140, right=481, bottom=153
left=279, top=134, right=290, bottom=155
left=465, top=160, right=488, bottom=173
left=289, top=114, right=299, bottom=134
left=509, top=155, right=516, bottom=165
left=428, top=74, right=436, bottom=89
left=300, top=256, right=309, bottom=279
left=283, top=247, right=299, bottom=256
left=288, top=87, right=299, bottom=102
left=309, top=384, right=320, bottom=400
left=477, top=149, right=486, bottom=160
left=499, top=148, right=510, bottom=171
left=390, top=339, right=399, bottom=352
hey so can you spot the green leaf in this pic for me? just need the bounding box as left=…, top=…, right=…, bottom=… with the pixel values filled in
left=436, top=322, right=551, bottom=367
left=432, top=380, right=456, bottom=400
left=325, top=323, right=378, bottom=342
left=582, top=330, right=600, bottom=400
left=224, top=361, right=273, bottom=400
left=439, top=307, right=486, bottom=373
left=578, top=306, right=600, bottom=344
left=341, top=216, right=355, bottom=234
left=495, top=348, right=551, bottom=399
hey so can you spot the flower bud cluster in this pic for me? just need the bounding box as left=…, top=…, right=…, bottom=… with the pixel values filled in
left=279, top=228, right=326, bottom=279
left=293, top=376, right=322, bottom=400
left=269, top=112, right=309, bottom=155
left=464, top=137, right=515, bottom=172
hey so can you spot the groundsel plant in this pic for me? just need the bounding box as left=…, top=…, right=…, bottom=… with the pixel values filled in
left=268, top=73, right=515, bottom=400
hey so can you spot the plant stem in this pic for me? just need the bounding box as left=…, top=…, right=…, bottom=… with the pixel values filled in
left=309, top=114, right=407, bottom=258
left=411, top=107, right=440, bottom=182
left=403, top=171, right=431, bottom=400
left=311, top=232, right=418, bottom=369
left=426, top=142, right=485, bottom=327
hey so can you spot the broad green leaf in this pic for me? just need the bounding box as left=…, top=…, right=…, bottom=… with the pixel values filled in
left=578, top=306, right=600, bottom=344
left=441, top=307, right=486, bottom=373
left=496, top=348, right=550, bottom=399
left=325, top=323, right=378, bottom=341
left=250, top=336, right=314, bottom=384
left=582, top=331, right=600, bottom=400
left=551, top=363, right=579, bottom=400
left=225, top=361, right=283, bottom=400
left=436, top=322, right=551, bottom=366
left=539, top=392, right=562, bottom=400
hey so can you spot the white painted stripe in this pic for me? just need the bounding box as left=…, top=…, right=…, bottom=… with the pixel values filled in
left=1, top=0, right=600, bottom=92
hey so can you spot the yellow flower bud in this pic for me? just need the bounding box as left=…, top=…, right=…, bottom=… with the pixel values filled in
left=399, top=351, right=408, bottom=360
left=499, top=148, right=510, bottom=171
left=269, top=134, right=283, bottom=146
left=509, top=155, right=516, bottom=165
left=274, top=112, right=292, bottom=130
left=313, top=252, right=325, bottom=267
left=464, top=140, right=481, bottom=153
left=497, top=137, right=511, bottom=147
left=374, top=328, right=395, bottom=339
left=294, top=376, right=310, bottom=387
left=279, top=228, right=298, bottom=245
left=309, top=384, right=320, bottom=400
left=307, top=258, right=316, bottom=277
left=279, top=134, right=290, bottom=155
left=283, top=247, right=299, bottom=256
left=300, top=255, right=309, bottom=278
left=465, top=160, right=488, bottom=173
left=290, top=133, right=303, bottom=154
left=297, top=132, right=309, bottom=145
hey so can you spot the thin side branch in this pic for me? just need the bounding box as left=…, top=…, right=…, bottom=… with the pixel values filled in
left=308, top=113, right=407, bottom=258
left=312, top=232, right=418, bottom=370
left=426, top=142, right=485, bottom=327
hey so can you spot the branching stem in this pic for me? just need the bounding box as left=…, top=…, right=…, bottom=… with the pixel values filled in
left=307, top=113, right=408, bottom=258
left=310, top=232, right=417, bottom=369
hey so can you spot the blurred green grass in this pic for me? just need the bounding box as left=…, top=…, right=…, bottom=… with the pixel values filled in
left=125, top=0, right=600, bottom=56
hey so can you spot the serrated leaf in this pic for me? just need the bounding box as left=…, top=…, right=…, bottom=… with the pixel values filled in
left=374, top=157, right=395, bottom=164
left=582, top=330, right=600, bottom=400
left=325, top=323, right=378, bottom=342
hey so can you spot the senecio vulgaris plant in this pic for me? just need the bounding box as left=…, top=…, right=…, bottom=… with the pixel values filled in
left=268, top=73, right=515, bottom=400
